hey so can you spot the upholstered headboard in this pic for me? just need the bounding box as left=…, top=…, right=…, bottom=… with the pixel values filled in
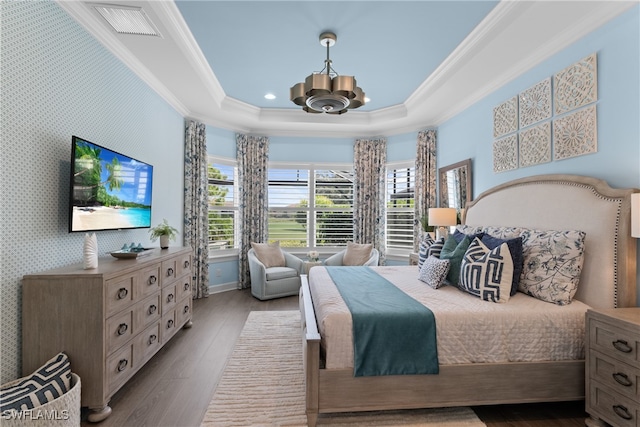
left=464, top=174, right=637, bottom=309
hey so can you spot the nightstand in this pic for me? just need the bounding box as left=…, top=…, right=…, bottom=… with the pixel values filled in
left=585, top=308, right=640, bottom=427
left=303, top=261, right=323, bottom=275
left=409, top=252, right=419, bottom=266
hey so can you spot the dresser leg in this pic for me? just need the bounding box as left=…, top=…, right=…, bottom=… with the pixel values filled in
left=584, top=416, right=609, bottom=427
left=87, top=405, right=112, bottom=422
left=183, top=319, right=193, bottom=329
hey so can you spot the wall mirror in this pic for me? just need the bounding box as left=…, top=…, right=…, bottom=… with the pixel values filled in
left=439, top=158, right=472, bottom=210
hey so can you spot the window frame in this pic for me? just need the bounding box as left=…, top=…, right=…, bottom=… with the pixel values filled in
left=207, top=156, right=239, bottom=258
left=385, top=160, right=416, bottom=257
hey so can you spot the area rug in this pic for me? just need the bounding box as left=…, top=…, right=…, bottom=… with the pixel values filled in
left=201, top=311, right=486, bottom=427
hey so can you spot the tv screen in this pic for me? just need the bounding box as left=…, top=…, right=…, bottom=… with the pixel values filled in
left=69, top=136, right=153, bottom=232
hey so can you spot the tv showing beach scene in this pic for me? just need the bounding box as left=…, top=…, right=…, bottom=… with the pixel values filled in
left=69, top=136, right=153, bottom=232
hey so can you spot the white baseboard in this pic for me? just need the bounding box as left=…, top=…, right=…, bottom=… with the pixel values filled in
left=208, top=282, right=238, bottom=294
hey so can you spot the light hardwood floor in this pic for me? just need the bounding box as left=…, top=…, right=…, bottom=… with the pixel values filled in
left=81, top=288, right=588, bottom=427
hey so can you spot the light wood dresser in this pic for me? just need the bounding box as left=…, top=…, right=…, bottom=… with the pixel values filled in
left=586, top=308, right=640, bottom=427
left=22, top=247, right=193, bottom=422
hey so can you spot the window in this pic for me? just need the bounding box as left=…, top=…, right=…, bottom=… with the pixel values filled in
left=208, top=158, right=238, bottom=252
left=267, top=166, right=354, bottom=249
left=386, top=164, right=415, bottom=253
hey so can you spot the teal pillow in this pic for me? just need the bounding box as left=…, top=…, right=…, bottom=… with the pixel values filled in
left=439, top=235, right=471, bottom=285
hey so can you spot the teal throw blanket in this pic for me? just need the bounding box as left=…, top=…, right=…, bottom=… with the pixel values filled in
left=326, top=266, right=439, bottom=377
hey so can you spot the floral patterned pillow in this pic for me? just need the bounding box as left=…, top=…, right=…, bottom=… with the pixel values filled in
left=518, top=229, right=586, bottom=305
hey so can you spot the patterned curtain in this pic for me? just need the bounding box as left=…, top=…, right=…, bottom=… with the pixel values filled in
left=353, top=138, right=387, bottom=264
left=184, top=120, right=209, bottom=299
left=236, top=134, right=269, bottom=289
left=414, top=129, right=437, bottom=251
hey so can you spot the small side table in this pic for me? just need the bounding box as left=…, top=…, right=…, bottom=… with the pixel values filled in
left=304, top=261, right=323, bottom=275
left=409, top=252, right=419, bottom=266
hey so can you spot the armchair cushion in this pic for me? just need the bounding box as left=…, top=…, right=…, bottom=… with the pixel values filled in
left=343, top=242, right=373, bottom=266
left=265, top=266, right=299, bottom=281
left=251, top=241, right=285, bottom=268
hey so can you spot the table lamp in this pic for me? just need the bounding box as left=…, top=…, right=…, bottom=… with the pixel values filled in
left=428, top=208, right=457, bottom=240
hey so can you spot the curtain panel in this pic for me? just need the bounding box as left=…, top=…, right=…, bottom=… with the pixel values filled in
left=414, top=129, right=437, bottom=251
left=353, top=138, right=387, bottom=265
left=236, top=134, right=269, bottom=289
left=184, top=120, right=210, bottom=299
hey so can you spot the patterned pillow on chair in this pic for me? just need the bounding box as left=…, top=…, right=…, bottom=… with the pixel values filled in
left=0, top=352, right=71, bottom=412
left=459, top=238, right=514, bottom=303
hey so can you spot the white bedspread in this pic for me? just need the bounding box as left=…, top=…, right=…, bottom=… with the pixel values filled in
left=308, top=265, right=588, bottom=369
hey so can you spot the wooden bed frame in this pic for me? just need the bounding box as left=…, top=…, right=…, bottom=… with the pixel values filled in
left=300, top=174, right=637, bottom=427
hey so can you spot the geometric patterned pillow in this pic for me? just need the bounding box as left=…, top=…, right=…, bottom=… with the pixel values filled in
left=418, top=256, right=451, bottom=289
left=418, top=237, right=444, bottom=270
left=481, top=234, right=524, bottom=296
left=518, top=229, right=586, bottom=305
left=0, top=352, right=71, bottom=412
left=459, top=238, right=514, bottom=303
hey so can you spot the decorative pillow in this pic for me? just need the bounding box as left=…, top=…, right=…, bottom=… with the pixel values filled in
left=251, top=241, right=285, bottom=268
left=439, top=235, right=471, bottom=285
left=455, top=224, right=484, bottom=235
left=453, top=229, right=484, bottom=244
left=343, top=242, right=373, bottom=266
left=418, top=256, right=451, bottom=289
left=481, top=234, right=524, bottom=296
left=459, top=238, right=514, bottom=303
left=417, top=236, right=444, bottom=270
left=518, top=229, right=586, bottom=305
left=0, top=352, right=71, bottom=412
left=483, top=226, right=525, bottom=240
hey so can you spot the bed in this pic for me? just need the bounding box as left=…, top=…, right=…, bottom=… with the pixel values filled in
left=299, top=174, right=637, bottom=427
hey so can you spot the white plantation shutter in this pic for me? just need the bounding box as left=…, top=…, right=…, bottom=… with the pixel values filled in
left=386, top=165, right=415, bottom=253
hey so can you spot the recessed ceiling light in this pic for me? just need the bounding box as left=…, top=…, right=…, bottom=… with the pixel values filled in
left=264, top=93, right=276, bottom=100
left=364, top=97, right=371, bottom=103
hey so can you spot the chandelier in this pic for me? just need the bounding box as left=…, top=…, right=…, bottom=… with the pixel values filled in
left=290, top=32, right=365, bottom=114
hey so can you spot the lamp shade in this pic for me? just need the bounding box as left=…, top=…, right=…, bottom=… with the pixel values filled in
left=632, top=193, right=640, bottom=238
left=428, top=208, right=457, bottom=227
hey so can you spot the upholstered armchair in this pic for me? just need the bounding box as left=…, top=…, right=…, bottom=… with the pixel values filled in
left=248, top=248, right=303, bottom=300
left=324, top=245, right=380, bottom=267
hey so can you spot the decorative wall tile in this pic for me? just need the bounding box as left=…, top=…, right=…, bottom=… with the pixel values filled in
left=493, top=96, right=518, bottom=138
left=519, top=122, right=551, bottom=167
left=554, top=53, right=597, bottom=115
left=493, top=134, right=518, bottom=173
left=519, top=78, right=552, bottom=128
left=553, top=105, right=598, bottom=160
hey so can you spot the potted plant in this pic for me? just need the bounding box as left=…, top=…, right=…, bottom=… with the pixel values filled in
left=149, top=219, right=179, bottom=249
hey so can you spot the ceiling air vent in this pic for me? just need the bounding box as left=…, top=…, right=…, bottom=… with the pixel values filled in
left=93, top=4, right=161, bottom=37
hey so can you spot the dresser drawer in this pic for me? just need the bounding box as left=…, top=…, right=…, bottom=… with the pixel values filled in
left=590, top=318, right=640, bottom=366
left=162, top=284, right=177, bottom=315
left=161, top=258, right=178, bottom=285
left=589, top=382, right=639, bottom=427
left=176, top=297, right=192, bottom=328
left=175, top=253, right=192, bottom=279
left=105, top=274, right=135, bottom=316
left=137, top=264, right=161, bottom=298
left=106, top=343, right=134, bottom=395
left=590, top=349, right=640, bottom=402
left=176, top=275, right=191, bottom=301
left=106, top=309, right=133, bottom=355
left=134, top=322, right=161, bottom=365
left=161, top=310, right=178, bottom=343
left=134, top=292, right=161, bottom=330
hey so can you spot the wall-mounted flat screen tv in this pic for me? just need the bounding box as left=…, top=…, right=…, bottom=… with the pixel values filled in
left=69, top=135, right=153, bottom=232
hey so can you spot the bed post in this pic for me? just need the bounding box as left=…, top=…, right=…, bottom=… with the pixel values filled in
left=300, top=275, right=320, bottom=427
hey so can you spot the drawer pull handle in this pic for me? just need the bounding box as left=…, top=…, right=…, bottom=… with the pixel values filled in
left=149, top=275, right=157, bottom=285
left=117, top=359, right=128, bottom=372
left=116, top=323, right=128, bottom=336
left=612, top=404, right=632, bottom=420
left=167, top=294, right=174, bottom=303
left=117, top=288, right=128, bottom=299
left=612, top=372, right=633, bottom=387
left=167, top=267, right=174, bottom=277
left=148, top=334, right=157, bottom=344
left=184, top=282, right=190, bottom=291
left=166, top=319, right=174, bottom=329
left=184, top=260, right=190, bottom=268
left=148, top=304, right=157, bottom=315
left=612, top=339, right=632, bottom=353
left=183, top=305, right=189, bottom=314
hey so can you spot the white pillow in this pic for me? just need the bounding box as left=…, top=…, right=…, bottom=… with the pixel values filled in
left=251, top=241, right=286, bottom=268
left=343, top=242, right=373, bottom=266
